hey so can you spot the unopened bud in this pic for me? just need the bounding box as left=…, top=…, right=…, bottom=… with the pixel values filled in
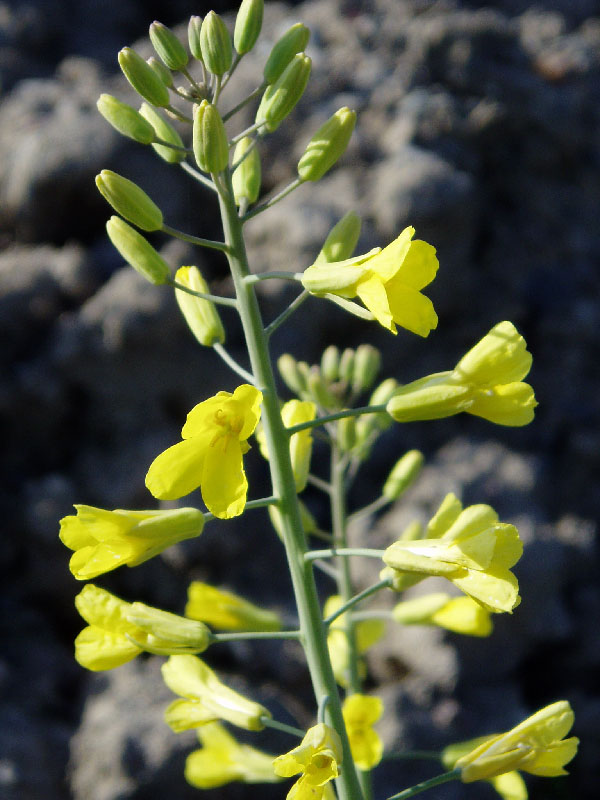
left=307, top=369, right=337, bottom=409
left=352, top=344, right=381, bottom=395
left=337, top=416, right=357, bottom=452
left=263, top=22, right=310, bottom=84
left=232, top=137, right=261, bottom=205
left=96, top=170, right=163, bottom=232
left=382, top=450, right=424, bottom=501
left=175, top=266, right=225, bottom=346
left=193, top=100, right=229, bottom=173
left=255, top=53, right=311, bottom=132
left=200, top=11, right=233, bottom=76
left=139, top=102, right=186, bottom=164
left=278, top=353, right=308, bottom=397
left=369, top=378, right=399, bottom=430
left=118, top=47, right=170, bottom=107
left=315, top=211, right=362, bottom=265
left=147, top=56, right=173, bottom=88
left=234, top=0, right=264, bottom=55
left=97, top=94, right=155, bottom=144
left=320, top=345, right=340, bottom=383
left=150, top=21, right=189, bottom=71
left=298, top=107, right=356, bottom=182
left=106, top=216, right=170, bottom=285
left=127, top=603, right=211, bottom=651
left=338, top=348, right=355, bottom=384
left=188, top=16, right=203, bottom=60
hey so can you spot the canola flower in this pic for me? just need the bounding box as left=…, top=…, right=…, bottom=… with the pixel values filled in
left=302, top=226, right=438, bottom=337
left=185, top=722, right=281, bottom=789
left=273, top=723, right=343, bottom=800
left=342, top=694, right=384, bottom=771
left=387, top=321, right=537, bottom=426
left=453, top=701, right=578, bottom=783
left=59, top=505, right=205, bottom=580
left=382, top=494, right=523, bottom=613
left=442, top=737, right=527, bottom=800
left=392, top=592, right=493, bottom=637
left=74, top=584, right=210, bottom=671
left=146, top=384, right=262, bottom=518
left=185, top=580, right=282, bottom=631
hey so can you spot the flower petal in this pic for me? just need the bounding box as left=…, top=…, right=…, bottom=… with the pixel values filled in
left=385, top=281, right=438, bottom=337
left=146, top=437, right=208, bottom=500
left=201, top=436, right=247, bottom=518
left=356, top=274, right=395, bottom=332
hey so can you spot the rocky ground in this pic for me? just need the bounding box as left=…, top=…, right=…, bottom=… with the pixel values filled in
left=1, top=0, right=599, bottom=798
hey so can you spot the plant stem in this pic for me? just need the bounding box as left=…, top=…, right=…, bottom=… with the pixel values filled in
left=211, top=630, right=301, bottom=642
left=305, top=548, right=386, bottom=562
left=242, top=178, right=304, bottom=222
left=324, top=579, right=392, bottom=627
left=265, top=290, right=309, bottom=338
left=162, top=224, right=230, bottom=253
left=386, top=769, right=461, bottom=800
left=179, top=161, right=218, bottom=192
left=287, top=405, right=388, bottom=435
left=223, top=81, right=267, bottom=121
left=261, top=716, right=305, bottom=738
left=213, top=343, right=257, bottom=384
left=215, top=167, right=364, bottom=800
left=169, top=280, right=238, bottom=308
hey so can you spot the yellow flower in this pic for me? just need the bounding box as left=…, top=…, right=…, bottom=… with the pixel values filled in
left=392, top=592, right=493, bottom=637
left=324, top=595, right=385, bottom=687
left=145, top=384, right=262, bottom=518
left=301, top=226, right=438, bottom=337
left=257, top=399, right=316, bottom=493
left=454, top=701, right=578, bottom=783
left=73, top=584, right=210, bottom=671
left=59, top=505, right=205, bottom=579
left=383, top=494, right=523, bottom=613
left=442, top=737, right=527, bottom=800
left=185, top=722, right=280, bottom=788
left=387, top=321, right=537, bottom=426
left=185, top=581, right=282, bottom=632
left=342, top=694, right=384, bottom=770
left=273, top=723, right=342, bottom=800
left=161, top=654, right=270, bottom=732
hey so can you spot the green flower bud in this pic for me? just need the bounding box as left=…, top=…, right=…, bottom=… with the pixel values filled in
left=298, top=107, right=356, bottom=182
left=337, top=416, right=357, bottom=452
left=200, top=11, right=233, bottom=76
left=193, top=100, right=229, bottom=173
left=307, top=369, right=337, bottom=409
left=278, top=353, right=307, bottom=397
left=382, top=450, right=425, bottom=501
left=147, top=56, right=173, bottom=88
left=96, top=170, right=163, bottom=232
left=256, top=53, right=311, bottom=132
left=352, top=344, right=381, bottom=395
left=149, top=21, right=189, bottom=71
left=188, top=16, right=203, bottom=60
left=320, top=345, right=340, bottom=383
left=368, top=378, right=399, bottom=430
left=175, top=266, right=225, bottom=347
left=338, top=348, right=355, bottom=384
left=118, top=47, right=170, bottom=108
left=139, top=102, right=186, bottom=164
left=232, top=137, right=261, bottom=205
left=106, top=216, right=170, bottom=285
left=314, top=211, right=362, bottom=265
left=97, top=94, right=155, bottom=144
left=263, top=22, right=310, bottom=84
left=234, top=0, right=264, bottom=55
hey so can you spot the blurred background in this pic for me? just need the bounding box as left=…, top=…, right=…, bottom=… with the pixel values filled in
left=1, top=0, right=599, bottom=798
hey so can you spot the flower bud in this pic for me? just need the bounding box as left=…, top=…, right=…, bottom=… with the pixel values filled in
left=139, top=102, right=186, bottom=164
left=150, top=21, right=189, bottom=71
left=118, top=47, right=170, bottom=107
left=127, top=603, right=211, bottom=651
left=263, top=22, right=310, bottom=84
left=298, top=107, right=356, bottom=182
left=147, top=56, right=173, bottom=87
left=338, top=348, right=355, bottom=384
left=314, top=211, right=362, bottom=265
left=185, top=581, right=281, bottom=632
left=96, top=170, right=163, bottom=232
left=337, top=416, right=357, bottom=452
left=278, top=353, right=308, bottom=397
left=382, top=450, right=424, bottom=501
left=175, top=266, right=225, bottom=346
left=106, top=216, right=170, bottom=285
left=386, top=374, right=471, bottom=423
left=307, top=369, right=337, bottom=409
left=97, top=94, right=155, bottom=144
left=255, top=53, right=311, bottom=132
left=234, top=0, right=264, bottom=55
left=200, top=11, right=233, bottom=76
left=188, top=16, right=203, bottom=60
left=232, top=137, right=261, bottom=205
left=320, top=345, right=340, bottom=383
left=352, top=344, right=381, bottom=395
left=368, top=378, right=399, bottom=429
left=193, top=100, right=229, bottom=173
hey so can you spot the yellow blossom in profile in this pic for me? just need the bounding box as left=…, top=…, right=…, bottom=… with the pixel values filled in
left=324, top=595, right=385, bottom=687
left=273, top=723, right=342, bottom=800
left=383, top=494, right=523, bottom=613
left=59, top=505, right=205, bottom=580
left=161, top=654, right=270, bottom=732
left=145, top=384, right=262, bottom=518
left=342, top=694, right=384, bottom=770
left=301, top=226, right=438, bottom=337
left=454, top=701, right=578, bottom=783
left=392, top=592, right=493, bottom=637
left=185, top=581, right=282, bottom=632
left=185, top=722, right=281, bottom=788
left=73, top=584, right=210, bottom=671
left=442, top=737, right=527, bottom=800
left=387, top=321, right=537, bottom=426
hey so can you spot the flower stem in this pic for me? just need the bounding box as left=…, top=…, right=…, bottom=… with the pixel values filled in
left=286, top=405, right=388, bottom=436
left=212, top=343, right=256, bottom=384
left=242, top=178, right=304, bottom=222
left=261, top=716, right=305, bottom=738
left=305, top=548, right=386, bottom=562
left=179, top=161, right=218, bottom=192
left=265, top=290, right=309, bottom=338
left=386, top=769, right=461, bottom=800
left=168, top=280, right=238, bottom=308
left=324, top=579, right=392, bottom=627
left=162, top=224, right=230, bottom=253
left=211, top=630, right=301, bottom=642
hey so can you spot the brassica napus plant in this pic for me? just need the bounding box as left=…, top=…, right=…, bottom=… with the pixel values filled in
left=59, top=4, right=577, bottom=800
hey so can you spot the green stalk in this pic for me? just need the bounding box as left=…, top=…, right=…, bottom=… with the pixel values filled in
left=386, top=768, right=461, bottom=800
left=215, top=168, right=364, bottom=800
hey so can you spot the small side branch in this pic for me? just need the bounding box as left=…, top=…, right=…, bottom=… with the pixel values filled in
left=213, top=343, right=257, bottom=384
left=265, top=291, right=309, bottom=338
left=162, top=224, right=230, bottom=254
left=180, top=161, right=219, bottom=192
left=169, top=279, right=239, bottom=309
left=323, top=578, right=393, bottom=627
left=286, top=405, right=388, bottom=436
left=242, top=178, right=304, bottom=222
